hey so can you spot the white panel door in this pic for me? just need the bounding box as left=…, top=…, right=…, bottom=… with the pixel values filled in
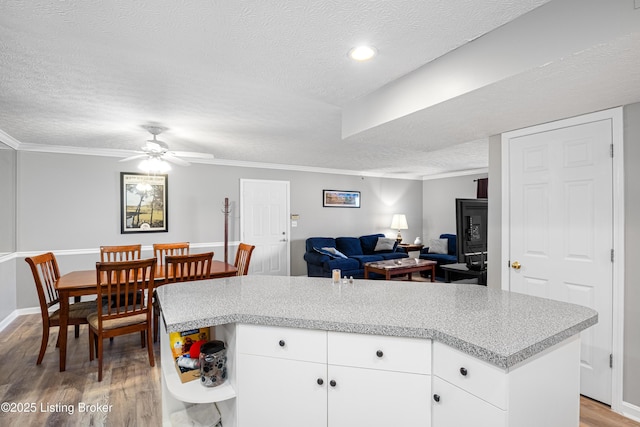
left=240, top=179, right=290, bottom=275
left=508, top=119, right=613, bottom=404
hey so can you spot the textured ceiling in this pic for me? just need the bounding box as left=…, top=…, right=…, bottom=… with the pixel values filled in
left=1, top=0, right=638, bottom=178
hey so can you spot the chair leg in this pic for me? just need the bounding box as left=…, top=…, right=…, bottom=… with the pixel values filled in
left=74, top=324, right=80, bottom=338
left=153, top=305, right=159, bottom=343
left=141, top=331, right=146, bottom=348
left=37, top=324, right=50, bottom=365
left=146, top=325, right=155, bottom=367
left=89, top=329, right=95, bottom=361
left=97, top=334, right=104, bottom=382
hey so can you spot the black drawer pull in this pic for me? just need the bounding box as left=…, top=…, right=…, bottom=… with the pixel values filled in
left=460, top=367, right=468, bottom=376
left=433, top=394, right=440, bottom=403
left=330, top=380, right=337, bottom=387
left=376, top=350, right=384, bottom=358
left=279, top=340, right=285, bottom=347
left=317, top=378, right=324, bottom=385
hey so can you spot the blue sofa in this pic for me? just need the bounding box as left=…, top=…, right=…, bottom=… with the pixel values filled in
left=304, top=233, right=408, bottom=278
left=419, top=233, right=458, bottom=278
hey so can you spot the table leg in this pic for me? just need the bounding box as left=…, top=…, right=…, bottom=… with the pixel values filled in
left=364, top=267, right=370, bottom=279
left=58, top=291, right=69, bottom=372
left=444, top=270, right=451, bottom=283
left=430, top=266, right=435, bottom=282
left=385, top=271, right=391, bottom=280
left=407, top=272, right=413, bottom=281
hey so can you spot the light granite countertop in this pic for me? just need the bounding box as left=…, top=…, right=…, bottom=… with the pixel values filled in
left=156, top=275, right=597, bottom=369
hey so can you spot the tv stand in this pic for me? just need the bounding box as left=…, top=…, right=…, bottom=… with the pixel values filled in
left=441, top=263, right=487, bottom=286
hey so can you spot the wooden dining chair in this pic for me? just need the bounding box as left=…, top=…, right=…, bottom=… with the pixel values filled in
left=153, top=242, right=189, bottom=266
left=100, top=244, right=144, bottom=310
left=99, top=244, right=142, bottom=262
left=153, top=252, right=214, bottom=342
left=234, top=243, right=256, bottom=276
left=25, top=252, right=96, bottom=365
left=89, top=258, right=156, bottom=381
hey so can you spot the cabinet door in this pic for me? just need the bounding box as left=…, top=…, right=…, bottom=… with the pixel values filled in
left=238, top=354, right=327, bottom=427
left=432, top=376, right=506, bottom=427
left=328, top=365, right=430, bottom=427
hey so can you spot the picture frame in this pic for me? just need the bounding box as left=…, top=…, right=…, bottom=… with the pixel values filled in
left=323, top=190, right=361, bottom=208
left=120, top=172, right=168, bottom=233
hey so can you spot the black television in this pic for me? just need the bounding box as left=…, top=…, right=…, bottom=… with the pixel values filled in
left=455, top=198, right=488, bottom=269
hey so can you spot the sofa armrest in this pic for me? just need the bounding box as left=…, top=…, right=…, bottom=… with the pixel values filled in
left=303, top=251, right=330, bottom=265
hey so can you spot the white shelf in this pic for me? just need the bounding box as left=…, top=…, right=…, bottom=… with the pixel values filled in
left=161, top=359, right=236, bottom=404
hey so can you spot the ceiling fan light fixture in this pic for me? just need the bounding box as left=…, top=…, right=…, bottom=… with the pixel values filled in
left=348, top=45, right=377, bottom=61
left=138, top=157, right=171, bottom=173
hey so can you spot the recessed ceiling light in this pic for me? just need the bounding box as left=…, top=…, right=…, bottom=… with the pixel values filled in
left=348, top=46, right=377, bottom=61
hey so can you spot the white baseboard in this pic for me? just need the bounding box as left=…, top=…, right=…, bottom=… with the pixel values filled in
left=0, top=307, right=39, bottom=332
left=620, top=401, right=640, bottom=422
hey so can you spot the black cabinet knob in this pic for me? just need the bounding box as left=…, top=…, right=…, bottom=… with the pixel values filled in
left=460, top=367, right=468, bottom=376
left=317, top=378, right=324, bottom=385
left=433, top=394, right=440, bottom=403
left=330, top=380, right=337, bottom=387
left=279, top=340, right=285, bottom=347
left=376, top=350, right=384, bottom=358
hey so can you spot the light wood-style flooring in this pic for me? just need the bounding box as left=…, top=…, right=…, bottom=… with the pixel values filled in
left=0, top=314, right=638, bottom=426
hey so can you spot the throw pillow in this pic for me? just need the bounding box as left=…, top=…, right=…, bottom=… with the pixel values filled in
left=428, top=238, right=448, bottom=254
left=374, top=237, right=397, bottom=252
left=322, top=247, right=348, bottom=258
left=314, top=246, right=348, bottom=259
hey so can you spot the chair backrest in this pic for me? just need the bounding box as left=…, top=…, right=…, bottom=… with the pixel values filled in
left=153, top=242, right=190, bottom=266
left=234, top=243, right=256, bottom=276
left=100, top=244, right=142, bottom=262
left=25, top=252, right=61, bottom=316
left=94, top=258, right=156, bottom=324
left=164, top=252, right=214, bottom=283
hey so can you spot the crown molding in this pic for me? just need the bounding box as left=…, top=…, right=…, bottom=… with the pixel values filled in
left=0, top=130, right=21, bottom=149
left=421, top=168, right=488, bottom=181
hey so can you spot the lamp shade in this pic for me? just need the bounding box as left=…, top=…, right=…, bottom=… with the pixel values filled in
left=390, top=214, right=408, bottom=230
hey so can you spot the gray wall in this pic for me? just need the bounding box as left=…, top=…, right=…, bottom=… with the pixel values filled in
left=421, top=172, right=488, bottom=243
left=623, top=103, right=640, bottom=406
left=13, top=151, right=422, bottom=310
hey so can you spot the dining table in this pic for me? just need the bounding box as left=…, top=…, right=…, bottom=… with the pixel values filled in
left=54, top=260, right=238, bottom=372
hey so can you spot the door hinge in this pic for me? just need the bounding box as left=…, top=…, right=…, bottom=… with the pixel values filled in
left=610, top=144, right=614, bottom=158
left=610, top=353, right=613, bottom=368
left=611, top=249, right=614, bottom=263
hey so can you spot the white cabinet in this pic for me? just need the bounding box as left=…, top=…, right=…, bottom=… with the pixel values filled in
left=431, top=337, right=581, bottom=427
left=236, top=324, right=431, bottom=427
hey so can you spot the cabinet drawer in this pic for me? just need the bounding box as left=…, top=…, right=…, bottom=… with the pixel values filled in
left=433, top=341, right=507, bottom=409
left=328, top=332, right=431, bottom=374
left=432, top=376, right=506, bottom=427
left=237, top=324, right=327, bottom=363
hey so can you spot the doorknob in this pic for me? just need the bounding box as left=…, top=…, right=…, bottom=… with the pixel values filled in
left=511, top=261, right=521, bottom=270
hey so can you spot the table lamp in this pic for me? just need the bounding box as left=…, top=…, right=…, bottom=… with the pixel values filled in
left=390, top=214, right=408, bottom=243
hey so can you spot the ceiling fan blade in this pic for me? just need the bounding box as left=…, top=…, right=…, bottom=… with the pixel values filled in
left=170, top=151, right=215, bottom=159
left=119, top=154, right=148, bottom=162
left=163, top=154, right=191, bottom=166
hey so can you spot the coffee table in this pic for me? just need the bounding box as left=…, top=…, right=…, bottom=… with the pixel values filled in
left=364, top=258, right=436, bottom=282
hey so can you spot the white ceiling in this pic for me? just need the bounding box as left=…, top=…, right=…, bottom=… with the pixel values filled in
left=1, top=0, right=639, bottom=178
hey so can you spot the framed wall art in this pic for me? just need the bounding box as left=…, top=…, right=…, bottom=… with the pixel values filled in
left=120, top=172, right=168, bottom=233
left=323, top=190, right=361, bottom=208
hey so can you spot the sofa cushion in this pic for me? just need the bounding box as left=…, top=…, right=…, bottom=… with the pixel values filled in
left=325, top=257, right=360, bottom=271
left=359, top=233, right=385, bottom=254
left=336, top=237, right=363, bottom=256
left=305, top=237, right=337, bottom=253
left=440, top=233, right=457, bottom=255
left=350, top=254, right=384, bottom=267
left=428, top=238, right=448, bottom=254
left=378, top=252, right=408, bottom=261
left=420, top=253, right=457, bottom=264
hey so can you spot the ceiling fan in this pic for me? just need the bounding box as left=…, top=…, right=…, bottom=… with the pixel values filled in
left=120, top=125, right=214, bottom=171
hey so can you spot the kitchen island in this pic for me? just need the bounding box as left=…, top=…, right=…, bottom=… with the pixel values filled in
left=157, top=275, right=597, bottom=427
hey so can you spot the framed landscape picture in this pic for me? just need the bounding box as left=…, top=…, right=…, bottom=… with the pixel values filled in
left=120, top=172, right=168, bottom=233
left=323, top=190, right=361, bottom=208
